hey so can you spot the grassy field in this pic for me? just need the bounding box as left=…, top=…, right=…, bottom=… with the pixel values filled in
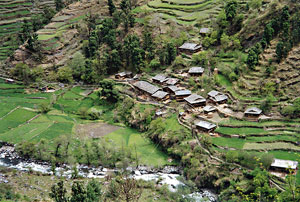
left=104, top=128, right=171, bottom=166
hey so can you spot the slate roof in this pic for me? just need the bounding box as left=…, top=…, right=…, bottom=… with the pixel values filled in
left=245, top=107, right=262, bottom=115
left=184, top=94, right=206, bottom=104
left=166, top=85, right=180, bottom=93
left=152, top=74, right=168, bottom=83
left=208, top=90, right=228, bottom=102
left=212, top=94, right=228, bottom=102
left=208, top=90, right=221, bottom=97
left=271, top=158, right=298, bottom=170
left=179, top=42, right=202, bottom=51
left=134, top=81, right=160, bottom=95
left=152, top=91, right=169, bottom=99
left=188, top=67, right=204, bottom=74
left=175, top=90, right=192, bottom=96
left=200, top=28, right=211, bottom=34
left=196, top=121, right=216, bottom=130
left=165, top=78, right=179, bottom=85
left=203, top=105, right=216, bottom=112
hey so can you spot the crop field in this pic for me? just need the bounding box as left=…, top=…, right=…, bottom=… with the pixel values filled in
left=0, top=79, right=170, bottom=166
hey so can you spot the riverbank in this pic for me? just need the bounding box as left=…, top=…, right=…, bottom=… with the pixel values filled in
left=0, top=145, right=218, bottom=201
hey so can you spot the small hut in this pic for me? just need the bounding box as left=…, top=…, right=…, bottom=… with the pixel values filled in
left=175, top=90, right=192, bottom=101
left=164, top=78, right=179, bottom=86
left=179, top=42, right=202, bottom=55
left=270, top=159, right=298, bottom=174
left=151, top=91, right=169, bottom=101
left=195, top=120, right=217, bottom=133
left=244, top=107, right=262, bottom=118
left=208, top=90, right=228, bottom=104
left=164, top=85, right=180, bottom=94
left=5, top=78, right=15, bottom=84
left=188, top=67, right=204, bottom=76
left=133, top=81, right=160, bottom=96
left=115, top=71, right=133, bottom=79
left=200, top=28, right=211, bottom=36
left=184, top=94, right=206, bottom=107
left=203, top=105, right=217, bottom=114
left=152, top=74, right=168, bottom=84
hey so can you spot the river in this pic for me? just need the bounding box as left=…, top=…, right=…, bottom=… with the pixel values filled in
left=0, top=145, right=217, bottom=202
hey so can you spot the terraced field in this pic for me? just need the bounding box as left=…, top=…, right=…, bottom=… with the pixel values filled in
left=8, top=0, right=109, bottom=69
left=0, top=0, right=55, bottom=61
left=212, top=118, right=300, bottom=163
left=136, top=0, right=223, bottom=25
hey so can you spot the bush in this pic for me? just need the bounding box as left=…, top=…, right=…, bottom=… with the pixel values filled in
left=149, top=58, right=160, bottom=70
left=229, top=72, right=238, bottom=82
left=57, top=66, right=74, bottom=83
left=39, top=102, right=51, bottom=114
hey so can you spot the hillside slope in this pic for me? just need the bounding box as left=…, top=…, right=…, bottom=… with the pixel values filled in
left=0, top=0, right=56, bottom=61
left=5, top=0, right=109, bottom=70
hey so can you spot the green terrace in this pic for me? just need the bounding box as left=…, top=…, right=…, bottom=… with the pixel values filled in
left=136, top=0, right=222, bottom=25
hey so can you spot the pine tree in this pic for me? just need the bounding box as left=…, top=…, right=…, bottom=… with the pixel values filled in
left=108, top=0, right=116, bottom=16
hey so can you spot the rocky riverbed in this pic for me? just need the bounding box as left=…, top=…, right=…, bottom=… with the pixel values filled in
left=0, top=145, right=218, bottom=201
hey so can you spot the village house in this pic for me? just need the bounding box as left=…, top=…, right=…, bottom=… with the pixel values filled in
left=199, top=28, right=211, bottom=36
left=188, top=67, right=204, bottom=76
left=184, top=94, right=206, bottom=108
left=270, top=158, right=298, bottom=174
left=175, top=89, right=191, bottom=101
left=152, top=74, right=168, bottom=84
left=115, top=71, right=133, bottom=79
left=151, top=90, right=169, bottom=101
left=164, top=85, right=180, bottom=94
left=208, top=90, right=228, bottom=104
left=133, top=81, right=160, bottom=96
left=244, top=107, right=262, bottom=118
left=164, top=78, right=179, bottom=86
left=195, top=120, right=217, bottom=133
left=203, top=105, right=217, bottom=113
left=179, top=42, right=202, bottom=55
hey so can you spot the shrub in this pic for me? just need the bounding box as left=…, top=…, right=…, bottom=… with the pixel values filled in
left=149, top=58, right=160, bottom=70
left=39, top=102, right=51, bottom=114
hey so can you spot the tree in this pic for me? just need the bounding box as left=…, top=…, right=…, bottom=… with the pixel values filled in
left=108, top=0, right=116, bottom=16
left=225, top=0, right=238, bottom=21
left=18, top=19, right=31, bottom=43
left=97, top=79, right=120, bottom=103
left=57, top=66, right=74, bottom=83
left=70, top=52, right=86, bottom=81
left=70, top=182, right=86, bottom=202
left=107, top=49, right=122, bottom=74
left=10, top=63, right=31, bottom=84
left=55, top=0, right=64, bottom=11
left=86, top=180, right=102, bottom=202
left=260, top=96, right=272, bottom=113
left=49, top=181, right=69, bottom=202
left=263, top=23, right=274, bottom=45
left=123, top=34, right=145, bottom=72
left=246, top=49, right=258, bottom=69
left=165, top=42, right=176, bottom=65
left=113, top=176, right=143, bottom=202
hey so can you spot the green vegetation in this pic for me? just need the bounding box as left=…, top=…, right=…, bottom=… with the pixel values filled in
left=104, top=128, right=170, bottom=166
